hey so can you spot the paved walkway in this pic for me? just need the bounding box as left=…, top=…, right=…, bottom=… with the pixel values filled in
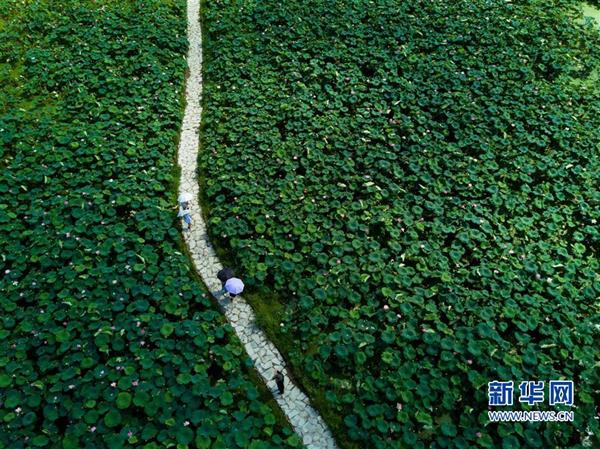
left=177, top=1, right=339, bottom=448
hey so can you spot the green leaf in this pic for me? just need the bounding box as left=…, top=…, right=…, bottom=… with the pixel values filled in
left=32, top=435, right=49, bottom=447
left=264, top=413, right=276, bottom=425
left=220, top=391, right=233, bottom=405
left=54, top=329, right=70, bottom=343
left=116, top=392, right=132, bottom=409
left=160, top=323, right=175, bottom=337
left=134, top=391, right=150, bottom=407
left=22, top=411, right=37, bottom=425
left=502, top=436, right=520, bottom=449
left=440, top=422, right=457, bottom=436
left=0, top=374, right=11, bottom=388
left=313, top=288, right=327, bottom=301
left=234, top=431, right=249, bottom=447
left=176, top=373, right=192, bottom=384
left=62, top=436, right=79, bottom=449
left=415, top=411, right=433, bottom=427
left=176, top=427, right=194, bottom=445
left=195, top=436, right=211, bottom=449
left=381, top=350, right=394, bottom=364
left=381, top=330, right=395, bottom=344
left=104, top=410, right=122, bottom=427
left=381, top=287, right=393, bottom=297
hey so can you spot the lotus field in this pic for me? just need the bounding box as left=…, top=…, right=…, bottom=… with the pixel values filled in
left=0, top=1, right=300, bottom=448
left=1, top=0, right=599, bottom=448
left=200, top=0, right=600, bottom=448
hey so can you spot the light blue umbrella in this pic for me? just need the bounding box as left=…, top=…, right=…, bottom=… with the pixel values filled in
left=178, top=192, right=193, bottom=203
left=225, top=277, right=244, bottom=295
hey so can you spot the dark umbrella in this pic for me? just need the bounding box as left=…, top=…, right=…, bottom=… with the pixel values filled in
left=217, top=267, right=234, bottom=285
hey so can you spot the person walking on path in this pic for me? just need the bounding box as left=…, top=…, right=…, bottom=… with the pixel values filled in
left=273, top=370, right=285, bottom=395
left=217, top=267, right=235, bottom=288
left=224, top=277, right=244, bottom=299
left=178, top=201, right=192, bottom=231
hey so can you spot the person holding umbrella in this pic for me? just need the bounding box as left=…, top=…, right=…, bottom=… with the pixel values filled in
left=224, top=276, right=244, bottom=299
left=217, top=267, right=235, bottom=288
left=178, top=192, right=193, bottom=231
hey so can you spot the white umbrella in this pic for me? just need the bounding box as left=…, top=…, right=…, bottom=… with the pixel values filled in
left=225, top=278, right=244, bottom=295
left=178, top=192, right=193, bottom=203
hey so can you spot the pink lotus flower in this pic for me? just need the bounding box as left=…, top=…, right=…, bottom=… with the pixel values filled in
left=476, top=432, right=482, bottom=438
left=132, top=380, right=139, bottom=386
left=383, top=305, right=389, bottom=311
left=90, top=426, right=96, bottom=432
left=127, top=431, right=133, bottom=438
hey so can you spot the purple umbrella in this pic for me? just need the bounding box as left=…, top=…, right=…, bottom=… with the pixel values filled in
left=224, top=277, right=244, bottom=295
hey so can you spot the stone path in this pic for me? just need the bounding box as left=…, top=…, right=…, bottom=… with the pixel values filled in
left=177, top=1, right=339, bottom=448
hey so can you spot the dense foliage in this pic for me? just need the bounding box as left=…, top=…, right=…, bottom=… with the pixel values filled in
left=0, top=1, right=300, bottom=448
left=201, top=0, right=600, bottom=447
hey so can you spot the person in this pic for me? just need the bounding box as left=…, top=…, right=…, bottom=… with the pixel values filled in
left=224, top=277, right=244, bottom=299
left=178, top=201, right=192, bottom=230
left=273, top=370, right=284, bottom=395
left=217, top=267, right=235, bottom=288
